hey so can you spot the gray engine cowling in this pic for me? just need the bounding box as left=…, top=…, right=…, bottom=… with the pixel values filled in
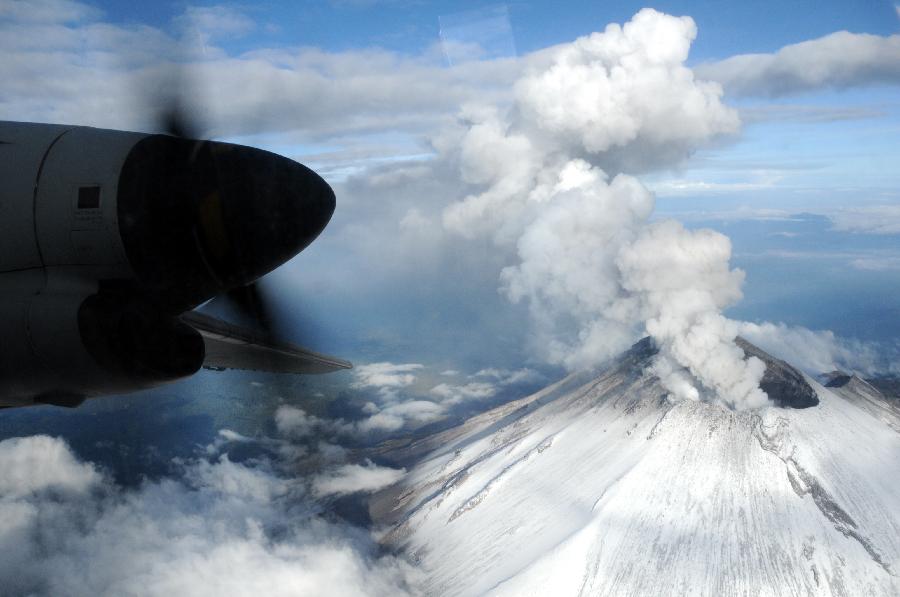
left=0, top=292, right=204, bottom=407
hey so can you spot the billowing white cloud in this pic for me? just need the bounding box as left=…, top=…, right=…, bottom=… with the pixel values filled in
left=0, top=435, right=417, bottom=597
left=441, top=10, right=738, bottom=240
left=0, top=435, right=101, bottom=498
left=513, top=10, right=738, bottom=167
left=313, top=460, right=405, bottom=497
left=696, top=30, right=900, bottom=97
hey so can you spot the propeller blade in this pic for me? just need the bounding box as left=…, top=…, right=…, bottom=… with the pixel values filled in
left=153, top=63, right=202, bottom=139
left=138, top=61, right=340, bottom=388
left=159, top=102, right=198, bottom=139
left=225, top=282, right=276, bottom=335
left=219, top=281, right=307, bottom=400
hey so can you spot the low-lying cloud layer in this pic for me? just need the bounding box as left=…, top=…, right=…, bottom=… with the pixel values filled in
left=346, top=363, right=545, bottom=433
left=313, top=460, right=406, bottom=497
left=828, top=204, right=900, bottom=235
left=350, top=362, right=424, bottom=399
left=0, top=434, right=415, bottom=597
left=269, top=360, right=546, bottom=440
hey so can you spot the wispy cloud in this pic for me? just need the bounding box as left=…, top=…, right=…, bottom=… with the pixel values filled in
left=174, top=5, right=256, bottom=43
left=0, top=0, right=101, bottom=23
left=351, top=362, right=424, bottom=395
left=648, top=177, right=781, bottom=197
left=274, top=405, right=336, bottom=439
left=696, top=30, right=900, bottom=97
left=659, top=206, right=801, bottom=224
left=850, top=256, right=900, bottom=271
left=473, top=367, right=544, bottom=385
left=738, top=104, right=887, bottom=124
left=355, top=400, right=447, bottom=433
left=739, top=321, right=900, bottom=375
left=313, top=460, right=405, bottom=497
left=828, top=204, right=900, bottom=234
left=429, top=381, right=497, bottom=405
left=0, top=0, right=521, bottom=145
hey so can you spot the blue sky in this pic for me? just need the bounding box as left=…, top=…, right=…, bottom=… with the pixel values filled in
left=94, top=0, right=899, bottom=58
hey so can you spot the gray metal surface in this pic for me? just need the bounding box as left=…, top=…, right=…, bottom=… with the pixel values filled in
left=182, top=311, right=352, bottom=374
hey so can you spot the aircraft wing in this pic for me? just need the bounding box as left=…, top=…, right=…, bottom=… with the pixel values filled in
left=181, top=311, right=352, bottom=374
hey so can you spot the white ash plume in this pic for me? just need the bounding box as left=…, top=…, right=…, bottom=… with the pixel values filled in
left=440, top=9, right=767, bottom=409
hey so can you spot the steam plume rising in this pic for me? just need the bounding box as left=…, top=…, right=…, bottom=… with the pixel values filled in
left=440, top=9, right=768, bottom=409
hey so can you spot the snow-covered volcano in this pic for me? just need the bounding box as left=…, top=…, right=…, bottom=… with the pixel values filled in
left=370, top=339, right=900, bottom=596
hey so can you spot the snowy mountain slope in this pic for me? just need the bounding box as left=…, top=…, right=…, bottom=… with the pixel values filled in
left=370, top=340, right=900, bottom=596
left=823, top=373, right=900, bottom=433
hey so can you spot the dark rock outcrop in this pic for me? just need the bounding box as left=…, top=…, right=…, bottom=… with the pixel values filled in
left=823, top=371, right=853, bottom=388
left=735, top=337, right=819, bottom=409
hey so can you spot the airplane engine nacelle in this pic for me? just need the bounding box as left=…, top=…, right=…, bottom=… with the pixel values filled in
left=0, top=120, right=342, bottom=407
left=0, top=293, right=204, bottom=407
left=0, top=121, right=336, bottom=314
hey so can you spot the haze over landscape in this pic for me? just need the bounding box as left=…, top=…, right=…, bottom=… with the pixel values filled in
left=1, top=1, right=899, bottom=595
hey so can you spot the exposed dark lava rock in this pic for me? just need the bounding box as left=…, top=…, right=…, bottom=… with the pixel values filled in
left=823, top=371, right=854, bottom=388
left=735, top=337, right=819, bottom=409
